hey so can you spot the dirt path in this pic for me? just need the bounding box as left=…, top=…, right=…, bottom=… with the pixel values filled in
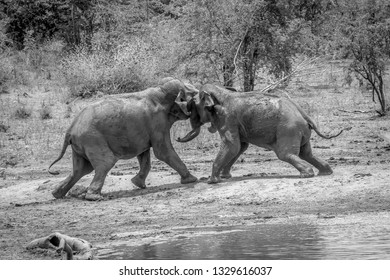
left=1, top=119, right=390, bottom=259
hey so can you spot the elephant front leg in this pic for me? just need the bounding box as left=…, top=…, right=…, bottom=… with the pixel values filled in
left=153, top=137, right=197, bottom=184
left=221, top=142, right=249, bottom=179
left=131, top=149, right=151, bottom=189
left=209, top=137, right=241, bottom=184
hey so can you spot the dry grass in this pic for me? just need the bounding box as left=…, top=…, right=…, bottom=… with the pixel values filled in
left=61, top=38, right=158, bottom=97
left=1, top=57, right=388, bottom=170
left=0, top=84, right=73, bottom=167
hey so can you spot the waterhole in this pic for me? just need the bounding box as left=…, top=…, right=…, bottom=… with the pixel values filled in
left=97, top=212, right=390, bottom=260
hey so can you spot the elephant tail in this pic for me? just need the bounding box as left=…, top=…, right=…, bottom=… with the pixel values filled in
left=308, top=122, right=350, bottom=139
left=286, top=96, right=350, bottom=139
left=48, top=133, right=71, bottom=175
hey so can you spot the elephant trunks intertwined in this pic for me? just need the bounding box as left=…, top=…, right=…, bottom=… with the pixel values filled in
left=177, top=84, right=350, bottom=184
left=48, top=78, right=198, bottom=201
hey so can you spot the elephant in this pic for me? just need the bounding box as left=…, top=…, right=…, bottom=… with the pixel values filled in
left=177, top=84, right=347, bottom=184
left=48, top=78, right=198, bottom=200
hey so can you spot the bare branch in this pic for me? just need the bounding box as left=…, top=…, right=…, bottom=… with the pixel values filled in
left=259, top=56, right=325, bottom=93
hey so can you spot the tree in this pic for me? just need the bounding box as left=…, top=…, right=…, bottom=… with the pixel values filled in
left=1, top=0, right=96, bottom=49
left=1, top=0, right=168, bottom=50
left=335, top=0, right=390, bottom=115
left=172, top=0, right=310, bottom=91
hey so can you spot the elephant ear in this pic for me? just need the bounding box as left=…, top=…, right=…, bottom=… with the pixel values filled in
left=183, top=82, right=199, bottom=96
left=175, top=90, right=191, bottom=116
left=201, top=91, right=215, bottom=111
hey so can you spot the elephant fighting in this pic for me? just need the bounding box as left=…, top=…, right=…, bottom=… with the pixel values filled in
left=49, top=80, right=344, bottom=198
left=49, top=78, right=198, bottom=200
left=177, top=84, right=347, bottom=184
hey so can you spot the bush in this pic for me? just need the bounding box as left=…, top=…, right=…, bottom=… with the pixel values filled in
left=0, top=122, right=10, bottom=133
left=39, top=102, right=52, bottom=120
left=64, top=105, right=72, bottom=118
left=0, top=68, right=10, bottom=94
left=0, top=53, right=12, bottom=94
left=14, top=105, right=32, bottom=119
left=61, top=37, right=158, bottom=97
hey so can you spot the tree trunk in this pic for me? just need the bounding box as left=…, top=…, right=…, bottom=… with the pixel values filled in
left=222, top=58, right=235, bottom=87
left=241, top=32, right=257, bottom=91
left=355, top=66, right=387, bottom=116
left=377, top=81, right=387, bottom=116
left=85, top=12, right=94, bottom=52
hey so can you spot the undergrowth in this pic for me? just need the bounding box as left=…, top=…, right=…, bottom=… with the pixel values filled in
left=61, top=38, right=158, bottom=97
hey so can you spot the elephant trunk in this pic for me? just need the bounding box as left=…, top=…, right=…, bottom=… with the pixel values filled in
left=176, top=96, right=203, bottom=143
left=177, top=107, right=202, bottom=142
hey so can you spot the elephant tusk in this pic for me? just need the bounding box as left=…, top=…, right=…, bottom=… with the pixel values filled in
left=176, top=127, right=201, bottom=142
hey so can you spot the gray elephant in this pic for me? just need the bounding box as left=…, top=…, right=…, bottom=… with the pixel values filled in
left=177, top=84, right=346, bottom=184
left=49, top=78, right=198, bottom=200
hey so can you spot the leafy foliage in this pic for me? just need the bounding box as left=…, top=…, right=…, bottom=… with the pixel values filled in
left=2, top=0, right=72, bottom=49
left=331, top=0, right=390, bottom=115
left=0, top=0, right=389, bottom=114
left=169, top=0, right=322, bottom=91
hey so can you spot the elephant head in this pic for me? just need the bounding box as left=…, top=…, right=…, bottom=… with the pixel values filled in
left=176, top=90, right=221, bottom=142
left=157, top=77, right=199, bottom=121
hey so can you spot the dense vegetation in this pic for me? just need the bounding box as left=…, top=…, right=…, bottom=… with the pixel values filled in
left=1, top=0, right=389, bottom=115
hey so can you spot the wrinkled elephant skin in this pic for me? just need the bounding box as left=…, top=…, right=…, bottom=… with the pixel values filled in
left=49, top=78, right=198, bottom=200
left=178, top=84, right=346, bottom=183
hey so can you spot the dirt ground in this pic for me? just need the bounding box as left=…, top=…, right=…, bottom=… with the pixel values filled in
left=1, top=82, right=390, bottom=259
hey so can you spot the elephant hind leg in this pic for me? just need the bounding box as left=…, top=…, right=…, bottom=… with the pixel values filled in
left=84, top=146, right=117, bottom=201
left=299, top=141, right=333, bottom=175
left=131, top=149, right=151, bottom=189
left=52, top=150, right=93, bottom=199
left=275, top=137, right=315, bottom=178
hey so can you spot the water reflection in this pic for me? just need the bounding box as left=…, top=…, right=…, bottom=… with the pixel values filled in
left=136, top=224, right=323, bottom=260
left=98, top=214, right=390, bottom=260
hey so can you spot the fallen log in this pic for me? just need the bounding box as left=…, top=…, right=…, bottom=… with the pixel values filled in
left=26, top=232, right=93, bottom=260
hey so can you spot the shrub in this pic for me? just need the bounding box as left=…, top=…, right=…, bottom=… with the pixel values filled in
left=39, top=102, right=52, bottom=120
left=14, top=105, right=32, bottom=119
left=61, top=37, right=158, bottom=97
left=0, top=68, right=9, bottom=94
left=64, top=105, right=72, bottom=118
left=0, top=53, right=12, bottom=94
left=0, top=122, right=10, bottom=133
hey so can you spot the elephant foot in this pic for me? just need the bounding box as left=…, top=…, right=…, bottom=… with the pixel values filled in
left=299, top=171, right=315, bottom=178
left=52, top=188, right=67, bottom=199
left=181, top=173, right=197, bottom=184
left=131, top=175, right=146, bottom=189
left=84, top=192, right=103, bottom=201
left=207, top=176, right=221, bottom=184
left=318, top=169, right=333, bottom=176
left=221, top=172, right=232, bottom=179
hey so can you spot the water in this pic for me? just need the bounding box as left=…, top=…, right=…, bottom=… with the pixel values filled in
left=98, top=213, right=390, bottom=260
